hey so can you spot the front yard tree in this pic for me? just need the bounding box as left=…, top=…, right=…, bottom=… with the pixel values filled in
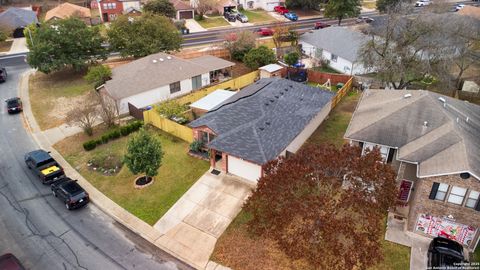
left=195, top=0, right=216, bottom=18
left=124, top=128, right=164, bottom=181
left=26, top=17, right=107, bottom=74
left=107, top=14, right=182, bottom=58
left=243, top=46, right=276, bottom=70
left=245, top=144, right=397, bottom=269
left=143, top=0, right=176, bottom=18
left=66, top=91, right=100, bottom=136
left=324, top=0, right=361, bottom=25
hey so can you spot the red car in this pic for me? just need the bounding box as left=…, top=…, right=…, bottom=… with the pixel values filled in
left=314, top=22, right=331, bottom=29
left=274, top=6, right=289, bottom=15
left=256, top=28, right=274, bottom=36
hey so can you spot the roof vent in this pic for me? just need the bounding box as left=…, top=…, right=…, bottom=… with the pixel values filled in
left=159, top=58, right=165, bottom=62
left=265, top=122, right=271, bottom=125
left=259, top=127, right=264, bottom=131
left=269, top=99, right=274, bottom=103
left=166, top=56, right=172, bottom=60
left=438, top=97, right=446, bottom=103
left=279, top=92, right=284, bottom=95
left=274, top=95, right=279, bottom=99
left=423, top=121, right=428, bottom=127
left=460, top=172, right=471, bottom=179
left=265, top=103, right=269, bottom=106
left=285, top=88, right=289, bottom=92
left=152, top=59, right=157, bottom=63
left=289, top=85, right=293, bottom=88
left=403, top=93, right=412, bottom=99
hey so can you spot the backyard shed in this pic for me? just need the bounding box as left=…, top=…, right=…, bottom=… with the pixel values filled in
left=259, top=64, right=283, bottom=79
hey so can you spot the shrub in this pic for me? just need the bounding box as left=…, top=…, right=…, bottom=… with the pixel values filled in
left=84, top=65, right=112, bottom=88
left=243, top=46, right=277, bottom=70
left=156, top=100, right=187, bottom=119
left=83, top=140, right=98, bottom=151
left=120, top=125, right=130, bottom=136
left=284, top=52, right=300, bottom=67
left=101, top=134, right=110, bottom=144
left=109, top=129, right=121, bottom=139
left=194, top=14, right=203, bottom=21
left=189, top=140, right=204, bottom=152
left=0, top=30, right=7, bottom=42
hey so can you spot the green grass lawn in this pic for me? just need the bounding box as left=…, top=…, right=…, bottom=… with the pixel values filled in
left=241, top=9, right=276, bottom=24
left=312, top=65, right=341, bottom=74
left=472, top=247, right=480, bottom=262
left=29, top=70, right=93, bottom=130
left=54, top=127, right=210, bottom=225
left=307, top=82, right=339, bottom=92
left=362, top=1, right=377, bottom=9
left=196, top=16, right=230, bottom=28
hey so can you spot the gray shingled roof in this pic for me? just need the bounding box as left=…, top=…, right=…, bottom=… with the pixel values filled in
left=300, top=27, right=369, bottom=63
left=189, top=78, right=335, bottom=165
left=104, top=52, right=234, bottom=100
left=344, top=89, right=480, bottom=179
left=0, top=8, right=38, bottom=30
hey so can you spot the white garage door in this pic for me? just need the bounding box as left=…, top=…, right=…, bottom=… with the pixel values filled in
left=228, top=155, right=262, bottom=182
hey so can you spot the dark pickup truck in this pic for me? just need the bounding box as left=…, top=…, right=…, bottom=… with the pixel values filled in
left=25, top=150, right=65, bottom=184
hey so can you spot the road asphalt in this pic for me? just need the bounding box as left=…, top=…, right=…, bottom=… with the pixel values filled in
left=0, top=61, right=193, bottom=269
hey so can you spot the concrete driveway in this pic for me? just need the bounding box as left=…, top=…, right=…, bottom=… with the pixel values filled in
left=153, top=172, right=253, bottom=269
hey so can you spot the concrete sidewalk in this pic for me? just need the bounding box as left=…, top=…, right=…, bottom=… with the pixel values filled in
left=9, top=38, right=29, bottom=54
left=185, top=19, right=207, bottom=33
left=18, top=70, right=213, bottom=269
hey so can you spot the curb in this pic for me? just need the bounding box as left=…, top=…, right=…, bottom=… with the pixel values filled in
left=18, top=70, right=203, bottom=270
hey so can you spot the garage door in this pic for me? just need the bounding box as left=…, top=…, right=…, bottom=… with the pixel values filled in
left=228, top=155, right=262, bottom=182
left=179, top=10, right=194, bottom=19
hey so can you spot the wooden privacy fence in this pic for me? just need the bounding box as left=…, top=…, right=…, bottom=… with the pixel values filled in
left=175, top=70, right=259, bottom=105
left=331, top=77, right=353, bottom=109
left=143, top=110, right=194, bottom=143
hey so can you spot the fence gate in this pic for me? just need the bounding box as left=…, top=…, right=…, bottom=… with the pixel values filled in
left=128, top=103, right=144, bottom=120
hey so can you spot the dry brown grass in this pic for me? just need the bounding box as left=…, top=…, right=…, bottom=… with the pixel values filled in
left=0, top=40, right=13, bottom=52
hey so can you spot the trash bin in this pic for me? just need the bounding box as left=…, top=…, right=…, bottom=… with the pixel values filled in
left=336, top=83, right=345, bottom=89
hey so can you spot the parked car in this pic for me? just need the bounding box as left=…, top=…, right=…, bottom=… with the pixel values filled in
left=224, top=11, right=236, bottom=22
left=0, top=253, right=25, bottom=270
left=51, top=177, right=89, bottom=210
left=356, top=16, right=374, bottom=23
left=415, top=0, right=431, bottom=7
left=427, top=237, right=467, bottom=268
left=284, top=12, right=298, bottom=21
left=256, top=27, right=274, bottom=36
left=274, top=5, right=289, bottom=15
left=5, top=97, right=22, bottom=114
left=0, top=67, right=7, bottom=83
left=314, top=21, right=331, bottom=29
left=236, top=13, right=249, bottom=23
left=25, top=149, right=65, bottom=184
left=455, top=4, right=465, bottom=11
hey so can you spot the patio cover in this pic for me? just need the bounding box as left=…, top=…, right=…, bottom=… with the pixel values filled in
left=190, top=89, right=236, bottom=111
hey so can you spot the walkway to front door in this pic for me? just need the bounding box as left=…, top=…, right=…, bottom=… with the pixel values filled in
left=153, top=171, right=254, bottom=269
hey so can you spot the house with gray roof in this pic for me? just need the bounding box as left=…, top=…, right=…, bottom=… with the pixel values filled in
left=0, top=7, right=38, bottom=37
left=99, top=52, right=235, bottom=115
left=189, top=78, right=335, bottom=182
left=300, top=27, right=370, bottom=75
left=345, top=89, right=480, bottom=250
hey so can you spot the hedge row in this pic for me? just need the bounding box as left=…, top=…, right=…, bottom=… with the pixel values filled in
left=83, top=121, right=143, bottom=151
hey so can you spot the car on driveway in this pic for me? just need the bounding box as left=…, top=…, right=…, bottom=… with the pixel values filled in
left=224, top=11, right=236, bottom=22
left=455, top=4, right=465, bottom=11
left=0, top=253, right=25, bottom=270
left=5, top=97, right=22, bottom=114
left=25, top=149, right=65, bottom=184
left=0, top=67, right=6, bottom=83
left=356, top=16, right=374, bottom=23
left=236, top=13, right=248, bottom=23
left=415, top=0, right=431, bottom=7
left=51, top=177, right=89, bottom=210
left=256, top=27, right=274, bottom=36
left=284, top=12, right=298, bottom=21
left=314, top=21, right=331, bottom=29
left=427, top=237, right=467, bottom=267
left=274, top=6, right=289, bottom=15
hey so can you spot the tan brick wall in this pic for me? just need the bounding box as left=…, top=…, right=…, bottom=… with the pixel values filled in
left=407, top=174, right=480, bottom=249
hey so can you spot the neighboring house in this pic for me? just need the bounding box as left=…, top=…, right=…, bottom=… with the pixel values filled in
left=457, top=5, right=480, bottom=20
left=236, top=0, right=284, bottom=11
left=122, top=7, right=142, bottom=17
left=97, top=0, right=141, bottom=22
left=45, top=3, right=91, bottom=24
left=190, top=89, right=236, bottom=117
left=344, top=89, right=480, bottom=250
left=190, top=0, right=236, bottom=14
left=99, top=52, right=235, bottom=115
left=0, top=7, right=38, bottom=38
left=189, top=78, right=335, bottom=182
left=259, top=63, right=283, bottom=78
left=170, top=0, right=195, bottom=20
left=300, top=27, right=370, bottom=75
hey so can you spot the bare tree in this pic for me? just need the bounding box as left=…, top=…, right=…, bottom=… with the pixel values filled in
left=195, top=0, right=216, bottom=17
left=66, top=91, right=100, bottom=136
left=96, top=92, right=118, bottom=127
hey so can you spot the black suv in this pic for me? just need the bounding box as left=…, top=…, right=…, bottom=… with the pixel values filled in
left=25, top=150, right=65, bottom=184
left=0, top=67, right=6, bottom=83
left=51, top=177, right=89, bottom=210
left=428, top=237, right=467, bottom=267
left=224, top=11, right=236, bottom=22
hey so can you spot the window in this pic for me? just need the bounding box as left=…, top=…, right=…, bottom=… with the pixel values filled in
left=331, top=54, right=338, bottom=62
left=315, top=48, right=323, bottom=58
left=192, top=75, right=202, bottom=90
left=200, top=131, right=208, bottom=144
left=435, top=183, right=449, bottom=201
left=169, top=81, right=181, bottom=94
left=112, top=2, right=116, bottom=8
left=362, top=142, right=389, bottom=161
left=465, top=190, right=479, bottom=208
left=103, top=3, right=108, bottom=9
left=447, top=186, right=466, bottom=205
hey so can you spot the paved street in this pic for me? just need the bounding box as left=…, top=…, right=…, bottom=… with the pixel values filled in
left=0, top=60, right=193, bottom=270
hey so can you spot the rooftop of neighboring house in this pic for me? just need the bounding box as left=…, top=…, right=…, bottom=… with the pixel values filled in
left=0, top=7, right=38, bottom=30
left=190, top=89, right=236, bottom=111
left=45, top=3, right=91, bottom=21
left=259, top=63, right=283, bottom=73
left=457, top=5, right=480, bottom=20
left=344, top=89, right=480, bottom=179
left=300, top=27, right=370, bottom=63
left=189, top=78, right=336, bottom=165
left=170, top=0, right=193, bottom=10
left=103, top=53, right=235, bottom=100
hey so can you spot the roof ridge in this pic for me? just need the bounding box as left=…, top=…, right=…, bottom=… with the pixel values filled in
left=251, top=126, right=268, bottom=163
left=208, top=81, right=273, bottom=113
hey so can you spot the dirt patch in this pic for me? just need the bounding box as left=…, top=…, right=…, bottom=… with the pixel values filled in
left=48, top=94, right=89, bottom=122
left=230, top=60, right=254, bottom=77
left=0, top=40, right=13, bottom=52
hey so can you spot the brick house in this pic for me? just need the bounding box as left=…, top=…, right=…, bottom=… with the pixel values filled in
left=189, top=78, right=335, bottom=182
left=344, top=89, right=480, bottom=250
left=97, top=0, right=141, bottom=22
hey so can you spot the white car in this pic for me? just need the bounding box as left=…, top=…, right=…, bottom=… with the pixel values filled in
left=455, top=4, right=465, bottom=11
left=415, top=0, right=431, bottom=7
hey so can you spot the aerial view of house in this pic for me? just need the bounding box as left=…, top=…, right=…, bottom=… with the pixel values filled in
left=0, top=7, right=38, bottom=37
left=97, top=0, right=141, bottom=22
left=345, top=89, right=480, bottom=250
left=45, top=3, right=92, bottom=24
left=189, top=78, right=335, bottom=182
left=99, top=52, right=235, bottom=115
